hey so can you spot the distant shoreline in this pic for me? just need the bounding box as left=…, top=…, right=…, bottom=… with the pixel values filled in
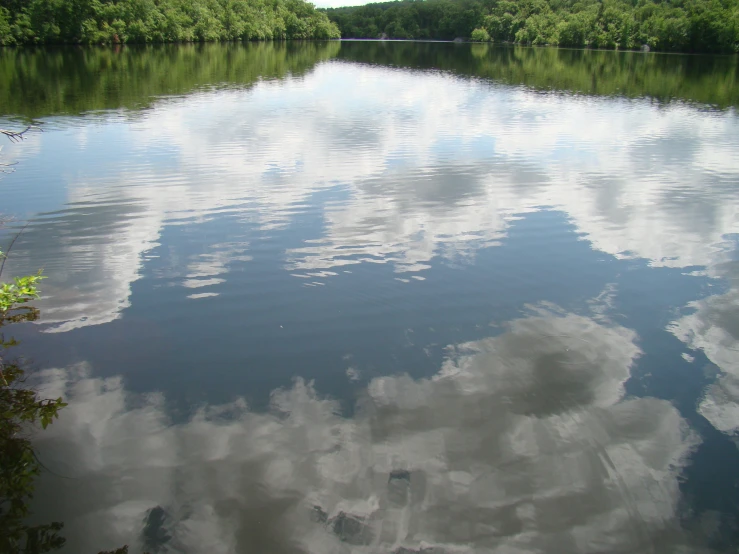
left=336, top=38, right=739, bottom=56
left=326, top=0, right=739, bottom=55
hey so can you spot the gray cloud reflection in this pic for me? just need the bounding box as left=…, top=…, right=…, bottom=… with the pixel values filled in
left=33, top=307, right=702, bottom=553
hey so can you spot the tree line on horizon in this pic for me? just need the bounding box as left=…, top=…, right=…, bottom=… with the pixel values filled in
left=0, top=0, right=340, bottom=45
left=325, top=0, right=739, bottom=53
left=0, top=0, right=735, bottom=53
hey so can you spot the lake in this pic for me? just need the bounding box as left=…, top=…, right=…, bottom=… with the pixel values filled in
left=1, top=41, right=738, bottom=553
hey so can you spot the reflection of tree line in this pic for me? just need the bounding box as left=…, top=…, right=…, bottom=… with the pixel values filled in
left=337, top=42, right=739, bottom=109
left=0, top=41, right=340, bottom=120
left=0, top=41, right=735, bottom=122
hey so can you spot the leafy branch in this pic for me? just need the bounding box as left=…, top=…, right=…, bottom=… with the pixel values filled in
left=0, top=272, right=45, bottom=314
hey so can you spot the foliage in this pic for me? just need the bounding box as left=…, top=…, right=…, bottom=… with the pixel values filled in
left=0, top=271, right=45, bottom=314
left=471, top=26, right=490, bottom=40
left=0, top=359, right=67, bottom=554
left=325, top=0, right=739, bottom=53
left=0, top=0, right=340, bottom=45
left=0, top=272, right=67, bottom=553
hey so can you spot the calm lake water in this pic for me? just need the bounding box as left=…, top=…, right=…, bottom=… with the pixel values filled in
left=1, top=42, right=739, bottom=553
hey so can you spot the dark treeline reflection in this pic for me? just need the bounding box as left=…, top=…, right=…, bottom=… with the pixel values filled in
left=0, top=41, right=340, bottom=120
left=337, top=42, right=739, bottom=109
left=0, top=41, right=737, bottom=120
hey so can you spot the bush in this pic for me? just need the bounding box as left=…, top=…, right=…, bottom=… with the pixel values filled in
left=471, top=26, right=490, bottom=41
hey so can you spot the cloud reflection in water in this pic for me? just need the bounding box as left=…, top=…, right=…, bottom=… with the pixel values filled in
left=4, top=64, right=739, bottom=333
left=670, top=260, right=739, bottom=440
left=33, top=307, right=701, bottom=553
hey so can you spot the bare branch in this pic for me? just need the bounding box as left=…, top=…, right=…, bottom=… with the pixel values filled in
left=0, top=223, right=29, bottom=279
left=0, top=125, right=43, bottom=143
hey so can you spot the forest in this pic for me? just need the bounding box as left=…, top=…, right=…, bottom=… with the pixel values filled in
left=0, top=0, right=735, bottom=52
left=0, top=0, right=341, bottom=44
left=325, top=0, right=739, bottom=53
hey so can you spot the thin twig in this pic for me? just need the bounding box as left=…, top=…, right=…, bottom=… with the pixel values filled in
left=0, top=223, right=29, bottom=279
left=32, top=449, right=77, bottom=480
left=0, top=125, right=43, bottom=143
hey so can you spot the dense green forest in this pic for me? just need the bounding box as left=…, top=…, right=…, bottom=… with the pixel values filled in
left=326, top=0, right=739, bottom=53
left=0, top=0, right=340, bottom=45
left=0, top=0, right=735, bottom=52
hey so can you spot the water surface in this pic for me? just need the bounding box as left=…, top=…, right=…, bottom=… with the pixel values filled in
left=1, top=42, right=738, bottom=553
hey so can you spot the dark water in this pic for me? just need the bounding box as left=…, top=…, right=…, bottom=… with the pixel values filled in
left=1, top=42, right=739, bottom=553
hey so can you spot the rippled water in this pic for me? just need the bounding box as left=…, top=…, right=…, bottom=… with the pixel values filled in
left=1, top=42, right=739, bottom=553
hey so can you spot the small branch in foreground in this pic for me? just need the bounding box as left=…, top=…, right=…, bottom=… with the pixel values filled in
left=0, top=223, right=29, bottom=279
left=0, top=125, right=43, bottom=143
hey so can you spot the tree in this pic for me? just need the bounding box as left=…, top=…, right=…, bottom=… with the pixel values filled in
left=471, top=26, right=490, bottom=40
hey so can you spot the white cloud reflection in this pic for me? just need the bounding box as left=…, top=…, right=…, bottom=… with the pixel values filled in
left=669, top=262, right=739, bottom=438
left=32, top=308, right=704, bottom=553
left=182, top=241, right=252, bottom=293
left=5, top=63, right=739, bottom=332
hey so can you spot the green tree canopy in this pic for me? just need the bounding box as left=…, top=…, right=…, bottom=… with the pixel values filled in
left=325, top=0, right=739, bottom=53
left=0, top=0, right=340, bottom=44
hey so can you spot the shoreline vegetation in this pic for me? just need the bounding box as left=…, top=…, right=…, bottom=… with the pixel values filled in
left=325, top=0, right=739, bottom=54
left=0, top=0, right=341, bottom=45
left=0, top=0, right=734, bottom=54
